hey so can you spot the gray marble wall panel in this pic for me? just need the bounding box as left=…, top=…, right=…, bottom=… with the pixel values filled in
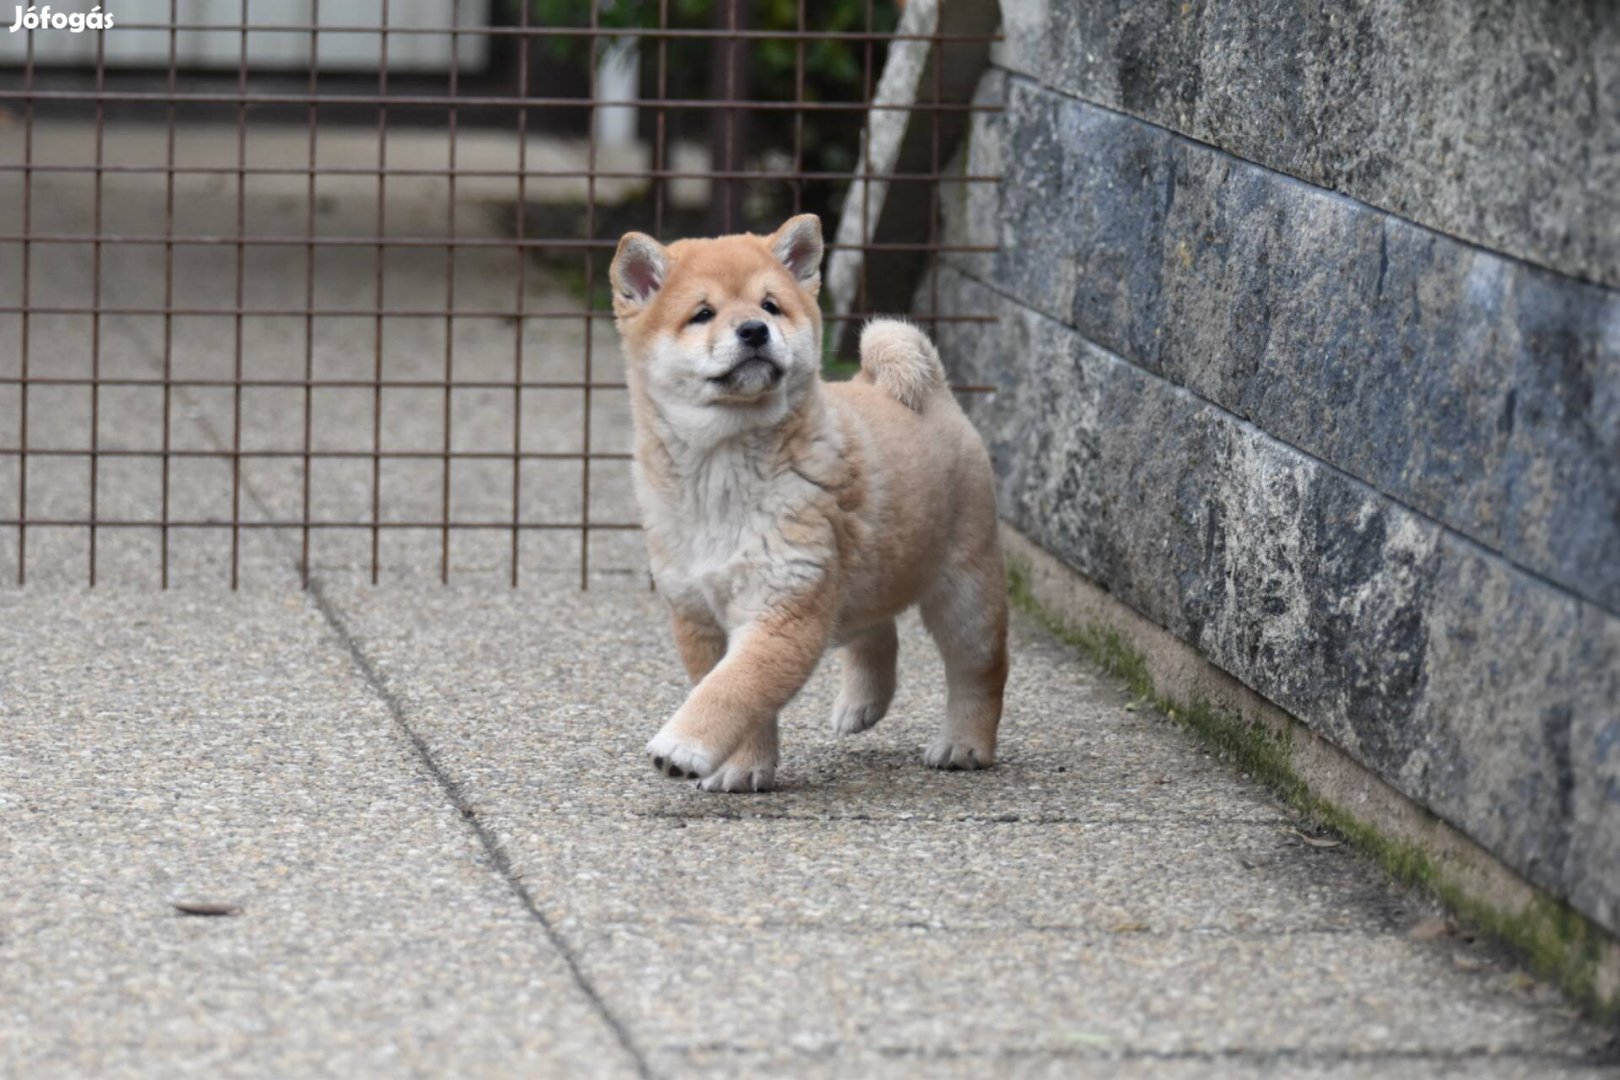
left=932, top=266, right=1620, bottom=931
left=994, top=0, right=1620, bottom=290
left=988, top=80, right=1620, bottom=614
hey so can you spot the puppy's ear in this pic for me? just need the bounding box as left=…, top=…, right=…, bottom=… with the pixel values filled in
left=768, top=214, right=823, bottom=296
left=610, top=232, right=669, bottom=314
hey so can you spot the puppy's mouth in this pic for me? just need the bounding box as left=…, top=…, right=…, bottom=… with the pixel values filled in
left=708, top=354, right=783, bottom=396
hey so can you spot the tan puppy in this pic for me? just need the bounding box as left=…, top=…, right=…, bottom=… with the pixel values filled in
left=610, top=214, right=1007, bottom=792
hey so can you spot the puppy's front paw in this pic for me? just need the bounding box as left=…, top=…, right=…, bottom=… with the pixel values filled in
left=923, top=738, right=993, bottom=771
left=697, top=761, right=776, bottom=793
left=695, top=722, right=778, bottom=793
left=830, top=696, right=887, bottom=736
left=646, top=728, right=717, bottom=780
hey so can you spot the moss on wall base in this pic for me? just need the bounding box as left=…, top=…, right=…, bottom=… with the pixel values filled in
left=1004, top=531, right=1620, bottom=1023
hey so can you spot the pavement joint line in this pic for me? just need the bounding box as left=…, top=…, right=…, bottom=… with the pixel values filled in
left=105, top=290, right=664, bottom=1077
left=306, top=578, right=656, bottom=1080
left=582, top=918, right=1389, bottom=938
left=660, top=1040, right=1619, bottom=1067
left=625, top=809, right=1293, bottom=827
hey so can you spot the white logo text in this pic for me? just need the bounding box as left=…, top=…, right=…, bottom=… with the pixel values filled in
left=9, top=6, right=115, bottom=33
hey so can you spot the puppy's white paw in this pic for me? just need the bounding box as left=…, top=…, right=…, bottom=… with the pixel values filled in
left=697, top=732, right=778, bottom=793
left=923, top=738, right=993, bottom=771
left=646, top=728, right=717, bottom=780
left=830, top=697, right=887, bottom=735
left=697, top=762, right=777, bottom=793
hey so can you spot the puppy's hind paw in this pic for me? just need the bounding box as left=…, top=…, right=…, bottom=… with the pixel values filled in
left=646, top=729, right=716, bottom=780
left=923, top=738, right=994, bottom=771
left=830, top=697, right=887, bottom=736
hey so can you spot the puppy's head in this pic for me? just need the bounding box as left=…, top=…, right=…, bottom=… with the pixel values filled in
left=610, top=215, right=823, bottom=423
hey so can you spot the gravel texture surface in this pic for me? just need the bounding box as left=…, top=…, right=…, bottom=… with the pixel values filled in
left=4, top=581, right=1612, bottom=1077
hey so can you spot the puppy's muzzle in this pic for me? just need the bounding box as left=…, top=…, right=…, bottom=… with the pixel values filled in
left=710, top=351, right=783, bottom=397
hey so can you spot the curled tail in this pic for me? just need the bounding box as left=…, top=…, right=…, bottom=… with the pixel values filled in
left=859, top=318, right=946, bottom=412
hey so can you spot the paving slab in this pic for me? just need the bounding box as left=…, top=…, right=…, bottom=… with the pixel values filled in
left=526, top=815, right=1393, bottom=935
left=583, top=923, right=1590, bottom=1062
left=0, top=589, right=639, bottom=1077
left=647, top=1047, right=1609, bottom=1080
left=318, top=585, right=1299, bottom=822
left=315, top=583, right=1616, bottom=1076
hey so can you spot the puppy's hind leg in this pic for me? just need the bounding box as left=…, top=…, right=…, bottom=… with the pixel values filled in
left=672, top=609, right=727, bottom=685
left=831, top=618, right=898, bottom=735
left=918, top=554, right=1008, bottom=770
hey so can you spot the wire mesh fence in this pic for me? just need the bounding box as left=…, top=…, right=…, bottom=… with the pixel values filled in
left=0, top=0, right=998, bottom=588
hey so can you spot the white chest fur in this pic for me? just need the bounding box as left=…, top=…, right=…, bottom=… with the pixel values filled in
left=635, top=421, right=841, bottom=631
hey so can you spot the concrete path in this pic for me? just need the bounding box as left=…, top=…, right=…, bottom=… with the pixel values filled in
left=2, top=124, right=1616, bottom=1077
left=5, top=582, right=1617, bottom=1077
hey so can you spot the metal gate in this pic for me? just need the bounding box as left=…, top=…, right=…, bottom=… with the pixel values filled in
left=0, top=1, right=998, bottom=588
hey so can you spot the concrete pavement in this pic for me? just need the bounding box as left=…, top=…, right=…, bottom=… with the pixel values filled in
left=4, top=580, right=1616, bottom=1077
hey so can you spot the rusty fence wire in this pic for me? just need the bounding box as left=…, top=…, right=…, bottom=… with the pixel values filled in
left=0, top=1, right=999, bottom=588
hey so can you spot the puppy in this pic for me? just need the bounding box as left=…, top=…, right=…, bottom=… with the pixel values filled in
left=609, top=213, right=1007, bottom=792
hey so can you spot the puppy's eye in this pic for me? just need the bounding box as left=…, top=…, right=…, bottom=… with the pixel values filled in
left=689, top=307, right=714, bottom=325
left=761, top=299, right=781, bottom=316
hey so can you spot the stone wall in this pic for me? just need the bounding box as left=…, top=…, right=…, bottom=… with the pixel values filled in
left=924, top=3, right=1620, bottom=935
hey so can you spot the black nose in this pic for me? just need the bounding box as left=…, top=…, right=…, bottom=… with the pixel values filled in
left=736, top=320, right=769, bottom=349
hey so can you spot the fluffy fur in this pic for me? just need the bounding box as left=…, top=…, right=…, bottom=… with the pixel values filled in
left=610, top=214, right=1008, bottom=792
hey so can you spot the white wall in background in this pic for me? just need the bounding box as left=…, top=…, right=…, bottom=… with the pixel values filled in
left=1, top=0, right=491, bottom=72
